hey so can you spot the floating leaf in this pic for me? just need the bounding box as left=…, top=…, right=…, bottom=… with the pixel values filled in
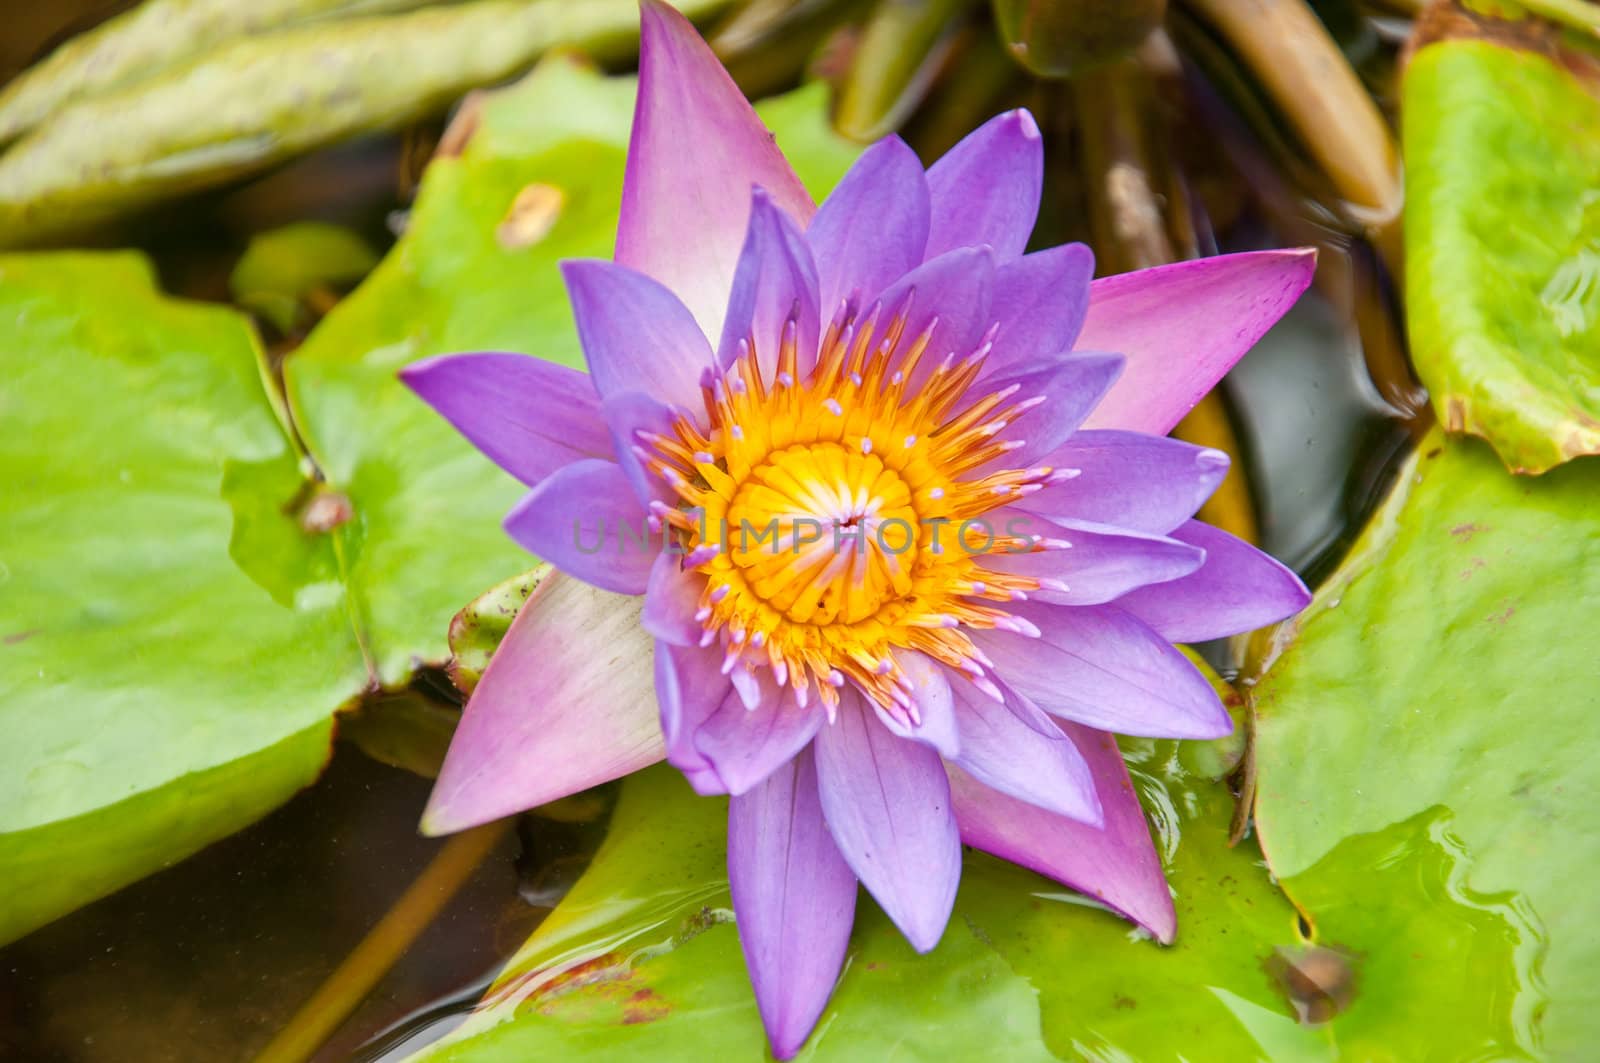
left=1253, top=429, right=1599, bottom=1055
left=1406, top=30, right=1600, bottom=472
left=0, top=253, right=369, bottom=945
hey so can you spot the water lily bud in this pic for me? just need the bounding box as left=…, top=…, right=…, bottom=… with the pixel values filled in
left=992, top=0, right=1167, bottom=77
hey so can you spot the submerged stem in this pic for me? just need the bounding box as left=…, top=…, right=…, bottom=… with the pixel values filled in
left=834, top=0, right=980, bottom=141
left=253, top=819, right=512, bottom=1063
left=1074, top=57, right=1261, bottom=543
left=1179, top=0, right=1403, bottom=272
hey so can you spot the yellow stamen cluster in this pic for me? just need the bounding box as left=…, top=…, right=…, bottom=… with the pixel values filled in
left=642, top=304, right=1066, bottom=717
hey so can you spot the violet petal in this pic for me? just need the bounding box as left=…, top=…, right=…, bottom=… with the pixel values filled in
left=984, top=515, right=1207, bottom=606
left=717, top=189, right=822, bottom=381
left=561, top=258, right=715, bottom=413
left=1019, top=429, right=1230, bottom=535
left=502, top=460, right=656, bottom=595
left=981, top=243, right=1095, bottom=379
left=973, top=602, right=1232, bottom=739
left=949, top=681, right=1101, bottom=825
left=729, top=747, right=857, bottom=1060
left=695, top=671, right=824, bottom=795
left=807, top=135, right=931, bottom=323
left=1116, top=520, right=1311, bottom=642
left=813, top=691, right=961, bottom=952
left=925, top=109, right=1043, bottom=261
left=399, top=352, right=611, bottom=486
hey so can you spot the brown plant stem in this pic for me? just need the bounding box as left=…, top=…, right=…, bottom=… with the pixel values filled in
left=1073, top=59, right=1261, bottom=544
left=834, top=0, right=980, bottom=141
left=1179, top=0, right=1403, bottom=275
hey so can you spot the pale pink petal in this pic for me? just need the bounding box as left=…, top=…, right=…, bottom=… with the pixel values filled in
left=1079, top=250, right=1317, bottom=434
left=949, top=722, right=1176, bottom=942
left=421, top=574, right=662, bottom=834
left=618, top=0, right=815, bottom=341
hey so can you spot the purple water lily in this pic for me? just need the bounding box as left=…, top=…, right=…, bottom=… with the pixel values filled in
left=402, top=2, right=1313, bottom=1056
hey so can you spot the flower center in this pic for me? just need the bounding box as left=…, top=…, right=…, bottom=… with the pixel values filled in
left=725, top=441, right=919, bottom=626
left=641, top=302, right=1067, bottom=717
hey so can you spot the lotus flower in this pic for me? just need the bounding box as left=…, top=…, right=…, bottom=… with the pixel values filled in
left=402, top=2, right=1313, bottom=1056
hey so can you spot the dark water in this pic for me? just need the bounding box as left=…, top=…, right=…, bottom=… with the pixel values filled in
left=0, top=748, right=569, bottom=1062
left=0, top=2, right=1420, bottom=1059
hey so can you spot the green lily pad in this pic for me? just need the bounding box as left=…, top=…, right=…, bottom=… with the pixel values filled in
left=0, top=253, right=369, bottom=945
left=1253, top=429, right=1600, bottom=1056
left=284, top=57, right=861, bottom=688
left=1406, top=35, right=1600, bottom=473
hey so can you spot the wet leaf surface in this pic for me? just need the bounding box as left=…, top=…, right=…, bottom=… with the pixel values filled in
left=1253, top=429, right=1600, bottom=1056
left=0, top=253, right=368, bottom=944
left=1406, top=33, right=1600, bottom=472
left=405, top=739, right=1329, bottom=1061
